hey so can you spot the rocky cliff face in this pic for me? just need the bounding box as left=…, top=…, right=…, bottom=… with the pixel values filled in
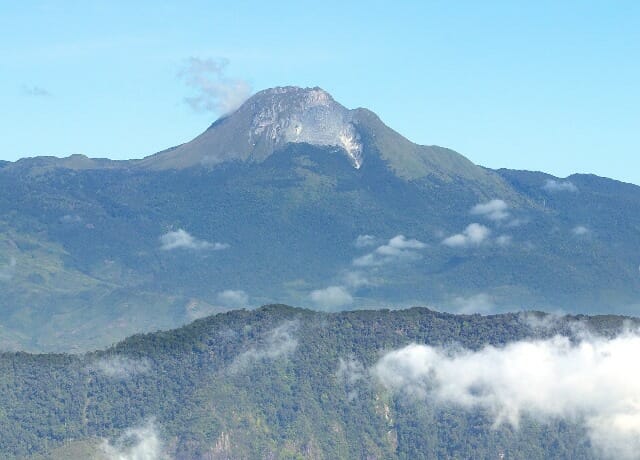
left=246, top=87, right=363, bottom=168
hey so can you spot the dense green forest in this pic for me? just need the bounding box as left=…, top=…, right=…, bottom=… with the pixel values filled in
left=0, top=305, right=635, bottom=459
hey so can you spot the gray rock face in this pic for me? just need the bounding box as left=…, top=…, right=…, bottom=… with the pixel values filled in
left=246, top=87, right=363, bottom=168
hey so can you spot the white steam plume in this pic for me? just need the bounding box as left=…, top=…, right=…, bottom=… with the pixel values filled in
left=179, top=57, right=251, bottom=115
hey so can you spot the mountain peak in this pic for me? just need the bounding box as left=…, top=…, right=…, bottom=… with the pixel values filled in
left=241, top=86, right=363, bottom=168
left=138, top=86, right=496, bottom=186
left=251, top=86, right=334, bottom=104
left=140, top=86, right=364, bottom=170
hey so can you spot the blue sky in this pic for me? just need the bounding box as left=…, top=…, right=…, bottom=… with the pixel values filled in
left=2, top=1, right=639, bottom=184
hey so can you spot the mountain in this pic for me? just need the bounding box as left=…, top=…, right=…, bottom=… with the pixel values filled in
left=1, top=305, right=637, bottom=459
left=1, top=86, right=640, bottom=352
left=138, top=86, right=506, bottom=186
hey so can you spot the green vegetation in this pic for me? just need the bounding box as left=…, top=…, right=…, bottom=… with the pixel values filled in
left=2, top=143, right=640, bottom=352
left=0, top=305, right=633, bottom=459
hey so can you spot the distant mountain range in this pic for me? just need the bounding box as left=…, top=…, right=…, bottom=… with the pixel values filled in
left=1, top=86, right=640, bottom=351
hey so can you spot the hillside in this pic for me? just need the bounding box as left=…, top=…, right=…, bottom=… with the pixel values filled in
left=1, top=305, right=637, bottom=459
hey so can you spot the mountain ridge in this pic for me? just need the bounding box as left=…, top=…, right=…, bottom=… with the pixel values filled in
left=1, top=305, right=637, bottom=459
left=1, top=86, right=640, bottom=352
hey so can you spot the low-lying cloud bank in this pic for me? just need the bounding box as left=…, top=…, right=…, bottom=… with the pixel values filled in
left=373, top=332, right=640, bottom=459
left=101, top=419, right=163, bottom=460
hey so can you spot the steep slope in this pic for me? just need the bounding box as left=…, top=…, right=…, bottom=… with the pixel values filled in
left=1, top=305, right=636, bottom=459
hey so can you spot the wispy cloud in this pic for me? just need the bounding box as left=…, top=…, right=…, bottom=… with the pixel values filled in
left=471, top=199, right=509, bottom=221
left=518, top=311, right=568, bottom=334
left=310, top=235, right=425, bottom=306
left=543, top=179, right=578, bottom=193
left=89, top=356, right=151, bottom=379
left=310, top=285, right=353, bottom=309
left=0, top=257, right=16, bottom=281
left=342, top=270, right=371, bottom=288
left=336, top=356, right=366, bottom=401
left=442, top=223, right=491, bottom=248
left=572, top=225, right=590, bottom=236
left=373, top=332, right=640, bottom=460
left=495, top=235, right=512, bottom=246
left=159, top=229, right=228, bottom=251
left=230, top=320, right=299, bottom=372
left=450, top=293, right=495, bottom=314
left=217, top=289, right=249, bottom=307
left=60, top=214, right=83, bottom=224
left=101, top=419, right=163, bottom=460
left=22, top=85, right=51, bottom=97
left=179, top=57, right=252, bottom=115
left=353, top=235, right=427, bottom=267
left=354, top=234, right=377, bottom=248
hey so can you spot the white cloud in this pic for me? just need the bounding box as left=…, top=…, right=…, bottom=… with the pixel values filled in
left=231, top=321, right=299, bottom=372
left=90, top=356, right=151, bottom=379
left=342, top=270, right=371, bottom=288
left=179, top=57, right=252, bottom=115
left=353, top=235, right=427, bottom=267
left=505, top=218, right=527, bottom=228
left=310, top=285, right=353, bottom=309
left=572, top=225, right=590, bottom=236
left=451, top=293, right=495, bottom=315
left=495, top=235, right=512, bottom=246
left=373, top=332, right=640, bottom=459
left=355, top=234, right=377, bottom=248
left=101, top=419, right=163, bottom=460
left=0, top=257, right=16, bottom=281
left=352, top=253, right=376, bottom=267
left=159, top=229, right=228, bottom=251
left=316, top=234, right=426, bottom=305
left=60, top=214, right=82, bottom=224
left=217, top=289, right=249, bottom=307
left=471, top=199, right=510, bottom=221
left=384, top=235, right=427, bottom=251
left=543, top=179, right=578, bottom=193
left=336, top=356, right=366, bottom=401
left=442, top=223, right=491, bottom=248
left=518, top=311, right=567, bottom=333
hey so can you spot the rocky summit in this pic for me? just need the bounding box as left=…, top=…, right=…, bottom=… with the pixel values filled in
left=140, top=86, right=364, bottom=169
